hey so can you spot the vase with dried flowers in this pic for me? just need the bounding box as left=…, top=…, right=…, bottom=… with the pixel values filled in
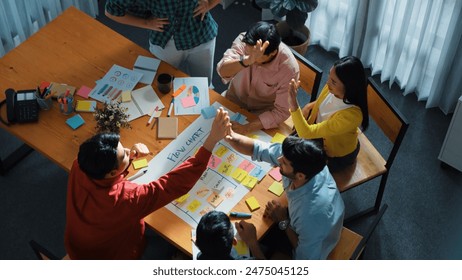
left=93, top=102, right=131, bottom=134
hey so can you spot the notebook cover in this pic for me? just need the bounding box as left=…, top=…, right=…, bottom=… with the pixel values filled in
left=157, top=117, right=178, bottom=139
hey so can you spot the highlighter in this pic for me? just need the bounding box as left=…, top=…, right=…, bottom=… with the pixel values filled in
left=229, top=212, right=252, bottom=219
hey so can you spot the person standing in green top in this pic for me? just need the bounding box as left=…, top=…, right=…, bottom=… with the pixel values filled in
left=105, top=0, right=220, bottom=85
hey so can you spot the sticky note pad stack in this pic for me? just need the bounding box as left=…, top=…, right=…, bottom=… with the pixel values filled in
left=157, top=117, right=178, bottom=139
left=65, top=114, right=85, bottom=130
left=75, top=100, right=96, bottom=112
left=245, top=196, right=260, bottom=212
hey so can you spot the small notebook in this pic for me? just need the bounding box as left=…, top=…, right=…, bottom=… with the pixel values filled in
left=157, top=117, right=178, bottom=139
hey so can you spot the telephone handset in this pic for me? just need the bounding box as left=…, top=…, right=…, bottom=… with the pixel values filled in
left=0, top=88, right=39, bottom=125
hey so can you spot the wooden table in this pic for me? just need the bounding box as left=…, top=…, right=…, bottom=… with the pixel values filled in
left=0, top=7, right=287, bottom=256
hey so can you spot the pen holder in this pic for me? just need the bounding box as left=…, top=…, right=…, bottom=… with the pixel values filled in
left=37, top=96, right=53, bottom=110
left=58, top=94, right=74, bottom=115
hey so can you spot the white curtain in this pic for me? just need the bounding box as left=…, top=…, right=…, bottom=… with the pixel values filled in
left=0, top=0, right=98, bottom=58
left=306, top=0, right=462, bottom=114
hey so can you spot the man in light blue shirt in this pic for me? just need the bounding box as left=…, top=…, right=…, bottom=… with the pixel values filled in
left=226, top=132, right=345, bottom=259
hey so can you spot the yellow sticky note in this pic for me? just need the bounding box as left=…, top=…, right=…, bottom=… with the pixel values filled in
left=187, top=199, right=202, bottom=212
left=214, top=146, right=229, bottom=157
left=132, top=158, right=148, bottom=169
left=271, top=132, right=286, bottom=143
left=242, top=176, right=258, bottom=189
left=218, top=162, right=233, bottom=176
left=248, top=134, right=259, bottom=139
left=121, top=90, right=131, bottom=102
left=268, top=181, right=284, bottom=197
left=234, top=240, right=250, bottom=256
left=245, top=196, right=260, bottom=211
left=176, top=193, right=190, bottom=203
left=232, top=168, right=248, bottom=182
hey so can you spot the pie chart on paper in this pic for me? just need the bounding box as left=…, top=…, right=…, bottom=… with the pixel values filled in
left=192, top=86, right=200, bottom=104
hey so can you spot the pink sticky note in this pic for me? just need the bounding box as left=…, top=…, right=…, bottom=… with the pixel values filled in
left=269, top=167, right=282, bottom=181
left=181, top=95, right=196, bottom=108
left=238, top=160, right=255, bottom=173
left=207, top=155, right=222, bottom=169
left=76, top=85, right=93, bottom=99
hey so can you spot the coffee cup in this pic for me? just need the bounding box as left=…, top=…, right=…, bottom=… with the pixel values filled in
left=157, top=73, right=173, bottom=94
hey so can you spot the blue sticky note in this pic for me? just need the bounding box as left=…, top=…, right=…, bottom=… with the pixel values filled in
left=201, top=106, right=217, bottom=119
left=250, top=166, right=265, bottom=181
left=230, top=113, right=247, bottom=124
left=66, top=114, right=85, bottom=130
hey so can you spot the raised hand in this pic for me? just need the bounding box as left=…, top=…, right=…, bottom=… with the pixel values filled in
left=288, top=79, right=300, bottom=111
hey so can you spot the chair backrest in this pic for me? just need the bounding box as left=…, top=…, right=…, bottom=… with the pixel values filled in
left=291, top=49, right=323, bottom=102
left=29, top=240, right=69, bottom=260
left=328, top=204, right=388, bottom=260
left=367, top=77, right=409, bottom=168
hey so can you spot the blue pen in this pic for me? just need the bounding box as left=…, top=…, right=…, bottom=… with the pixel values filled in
left=229, top=212, right=252, bottom=219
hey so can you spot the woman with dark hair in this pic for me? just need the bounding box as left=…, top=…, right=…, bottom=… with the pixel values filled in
left=288, top=56, right=369, bottom=172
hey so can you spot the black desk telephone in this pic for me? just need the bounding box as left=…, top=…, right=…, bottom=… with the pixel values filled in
left=0, top=88, right=39, bottom=125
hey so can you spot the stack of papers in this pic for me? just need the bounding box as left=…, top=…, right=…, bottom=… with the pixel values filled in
left=133, top=55, right=161, bottom=85
left=120, top=85, right=164, bottom=122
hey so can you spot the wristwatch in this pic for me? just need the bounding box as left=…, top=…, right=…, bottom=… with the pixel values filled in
left=239, top=55, right=249, bottom=67
left=278, top=219, right=290, bottom=231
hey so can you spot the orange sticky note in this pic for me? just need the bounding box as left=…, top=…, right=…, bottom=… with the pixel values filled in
left=268, top=181, right=284, bottom=197
left=245, top=196, right=260, bottom=211
left=207, top=192, right=224, bottom=208
left=172, top=84, right=186, bottom=97
left=132, top=158, right=148, bottom=169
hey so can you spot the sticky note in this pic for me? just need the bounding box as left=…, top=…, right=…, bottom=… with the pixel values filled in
left=181, top=95, right=196, bottom=108
left=76, top=85, right=92, bottom=98
left=248, top=134, right=259, bottom=139
left=207, top=193, right=224, bottom=208
left=199, top=206, right=213, bottom=216
left=187, top=199, right=202, bottom=212
left=211, top=179, right=225, bottom=193
left=245, top=196, right=260, bottom=211
left=269, top=167, right=283, bottom=181
left=196, top=186, right=210, bottom=198
left=121, top=90, right=132, bottom=102
left=238, top=160, right=255, bottom=173
left=176, top=193, right=190, bottom=203
left=201, top=106, right=217, bottom=119
left=75, top=100, right=96, bottom=112
left=230, top=113, right=246, bottom=124
left=242, top=176, right=258, bottom=189
left=232, top=168, right=248, bottom=182
left=218, top=162, right=233, bottom=176
left=268, top=181, right=284, bottom=197
left=250, top=166, right=265, bottom=181
left=226, top=153, right=237, bottom=164
left=224, top=187, right=235, bottom=199
left=207, top=155, right=222, bottom=169
left=65, top=114, right=85, bottom=130
left=214, top=146, right=228, bottom=157
left=271, top=132, right=286, bottom=143
left=234, top=240, right=250, bottom=256
left=132, top=158, right=148, bottom=169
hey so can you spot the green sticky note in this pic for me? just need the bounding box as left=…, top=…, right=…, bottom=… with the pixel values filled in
left=268, top=181, right=284, bottom=197
left=132, top=158, right=148, bottom=169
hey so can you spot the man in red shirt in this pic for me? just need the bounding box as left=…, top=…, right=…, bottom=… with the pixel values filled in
left=65, top=108, right=230, bottom=259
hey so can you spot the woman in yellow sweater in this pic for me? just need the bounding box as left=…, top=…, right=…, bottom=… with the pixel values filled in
left=288, top=56, right=369, bottom=172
